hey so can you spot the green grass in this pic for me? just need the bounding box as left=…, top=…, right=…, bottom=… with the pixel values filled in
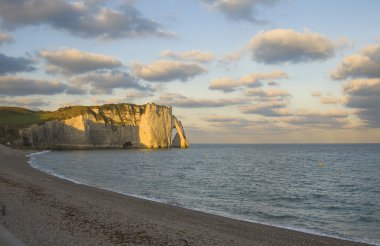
left=0, top=103, right=150, bottom=144
left=0, top=104, right=146, bottom=127
left=0, top=107, right=44, bottom=126
left=0, top=106, right=97, bottom=127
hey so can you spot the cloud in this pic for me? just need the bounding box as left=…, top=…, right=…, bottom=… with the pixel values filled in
left=0, top=97, right=49, bottom=108
left=220, top=48, right=245, bottom=63
left=131, top=60, right=207, bottom=82
left=125, top=91, right=154, bottom=102
left=284, top=109, right=350, bottom=128
left=0, top=53, right=36, bottom=75
left=267, top=81, right=279, bottom=87
left=39, top=48, right=122, bottom=75
left=311, top=91, right=344, bottom=104
left=69, top=71, right=148, bottom=94
left=343, top=79, right=380, bottom=127
left=295, top=109, right=349, bottom=119
left=240, top=86, right=292, bottom=116
left=240, top=70, right=288, bottom=84
left=203, top=115, right=256, bottom=128
left=65, top=86, right=87, bottom=95
left=158, top=93, right=248, bottom=108
left=240, top=98, right=351, bottom=128
left=0, top=32, right=14, bottom=45
left=209, top=70, right=287, bottom=92
left=311, top=91, right=322, bottom=97
left=160, top=50, right=215, bottom=63
left=319, top=96, right=343, bottom=105
left=331, top=44, right=380, bottom=80
left=209, top=78, right=242, bottom=92
left=0, top=0, right=171, bottom=39
left=344, top=78, right=380, bottom=96
left=199, top=0, right=278, bottom=23
left=240, top=102, right=291, bottom=117
left=0, top=76, right=67, bottom=96
left=244, top=88, right=290, bottom=101
left=249, top=29, right=337, bottom=64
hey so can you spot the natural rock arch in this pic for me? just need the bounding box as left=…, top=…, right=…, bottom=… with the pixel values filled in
left=171, top=116, right=189, bottom=148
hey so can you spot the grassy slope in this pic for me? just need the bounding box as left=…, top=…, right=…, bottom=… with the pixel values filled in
left=0, top=107, right=44, bottom=126
left=0, top=103, right=153, bottom=144
left=0, top=103, right=145, bottom=127
left=0, top=106, right=93, bottom=127
left=0, top=105, right=101, bottom=144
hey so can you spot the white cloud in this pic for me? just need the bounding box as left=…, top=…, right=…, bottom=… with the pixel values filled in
left=160, top=50, right=215, bottom=63
left=240, top=101, right=290, bottom=117
left=331, top=44, right=380, bottom=80
left=199, top=0, right=278, bottom=23
left=0, top=53, right=35, bottom=75
left=209, top=78, right=241, bottom=92
left=240, top=70, right=288, bottom=84
left=267, top=81, right=279, bottom=87
left=0, top=76, right=67, bottom=96
left=69, top=71, right=148, bottom=94
left=311, top=91, right=322, bottom=97
left=343, top=78, right=380, bottom=95
left=203, top=115, right=259, bottom=128
left=343, top=79, right=380, bottom=128
left=319, top=96, right=344, bottom=105
left=219, top=48, right=245, bottom=63
left=131, top=60, right=207, bottom=82
left=125, top=91, right=154, bottom=102
left=39, top=48, right=122, bottom=75
left=283, top=109, right=350, bottom=128
left=158, top=93, right=248, bottom=108
left=249, top=29, right=337, bottom=64
left=209, top=70, right=288, bottom=92
left=0, top=0, right=171, bottom=39
left=295, top=109, right=349, bottom=119
left=244, top=88, right=290, bottom=101
left=311, top=91, right=344, bottom=104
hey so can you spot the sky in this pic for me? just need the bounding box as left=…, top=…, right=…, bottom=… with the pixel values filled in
left=0, top=0, right=380, bottom=143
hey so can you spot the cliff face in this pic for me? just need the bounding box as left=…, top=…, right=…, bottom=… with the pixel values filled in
left=16, top=103, right=189, bottom=149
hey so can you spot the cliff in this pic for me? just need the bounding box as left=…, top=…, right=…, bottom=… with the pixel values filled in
left=0, top=103, right=189, bottom=149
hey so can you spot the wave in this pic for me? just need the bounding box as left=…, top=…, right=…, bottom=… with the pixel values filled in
left=27, top=165, right=379, bottom=245
left=28, top=146, right=380, bottom=244
left=26, top=150, right=51, bottom=166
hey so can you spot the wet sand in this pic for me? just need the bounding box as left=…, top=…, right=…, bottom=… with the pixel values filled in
left=0, top=144, right=370, bottom=245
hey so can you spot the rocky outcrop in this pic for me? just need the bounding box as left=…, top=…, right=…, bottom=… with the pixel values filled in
left=16, top=103, right=189, bottom=149
left=171, top=116, right=189, bottom=148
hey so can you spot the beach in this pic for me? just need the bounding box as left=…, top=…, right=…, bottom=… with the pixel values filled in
left=0, top=145, right=371, bottom=246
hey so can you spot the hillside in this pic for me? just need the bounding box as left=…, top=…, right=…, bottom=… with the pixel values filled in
left=0, top=104, right=144, bottom=126
left=0, top=103, right=189, bottom=149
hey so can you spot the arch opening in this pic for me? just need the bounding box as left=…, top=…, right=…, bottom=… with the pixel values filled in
left=171, top=127, right=178, bottom=142
left=123, top=141, right=133, bottom=148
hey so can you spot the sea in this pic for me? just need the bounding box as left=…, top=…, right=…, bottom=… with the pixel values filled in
left=28, top=144, right=380, bottom=245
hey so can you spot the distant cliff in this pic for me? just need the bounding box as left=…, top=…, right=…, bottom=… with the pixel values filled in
left=0, top=103, right=189, bottom=149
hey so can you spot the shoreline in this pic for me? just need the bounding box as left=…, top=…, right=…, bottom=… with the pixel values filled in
left=0, top=145, right=372, bottom=245
left=26, top=150, right=374, bottom=245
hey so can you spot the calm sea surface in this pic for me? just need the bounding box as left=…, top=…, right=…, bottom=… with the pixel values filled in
left=29, top=144, right=380, bottom=245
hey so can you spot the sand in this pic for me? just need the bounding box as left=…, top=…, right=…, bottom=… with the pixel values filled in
left=0, top=145, right=371, bottom=246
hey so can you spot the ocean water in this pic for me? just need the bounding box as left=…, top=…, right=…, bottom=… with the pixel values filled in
left=29, top=144, right=380, bottom=245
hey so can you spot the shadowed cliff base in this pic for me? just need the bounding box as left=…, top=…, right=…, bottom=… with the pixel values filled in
left=0, top=103, right=189, bottom=150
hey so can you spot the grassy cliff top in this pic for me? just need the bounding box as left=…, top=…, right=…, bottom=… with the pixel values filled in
left=0, top=103, right=161, bottom=127
left=0, top=106, right=88, bottom=126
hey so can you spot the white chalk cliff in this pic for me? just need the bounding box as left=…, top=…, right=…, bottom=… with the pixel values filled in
left=19, top=103, right=189, bottom=149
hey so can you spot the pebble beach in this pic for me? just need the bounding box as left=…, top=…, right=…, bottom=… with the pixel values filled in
left=0, top=145, right=371, bottom=246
